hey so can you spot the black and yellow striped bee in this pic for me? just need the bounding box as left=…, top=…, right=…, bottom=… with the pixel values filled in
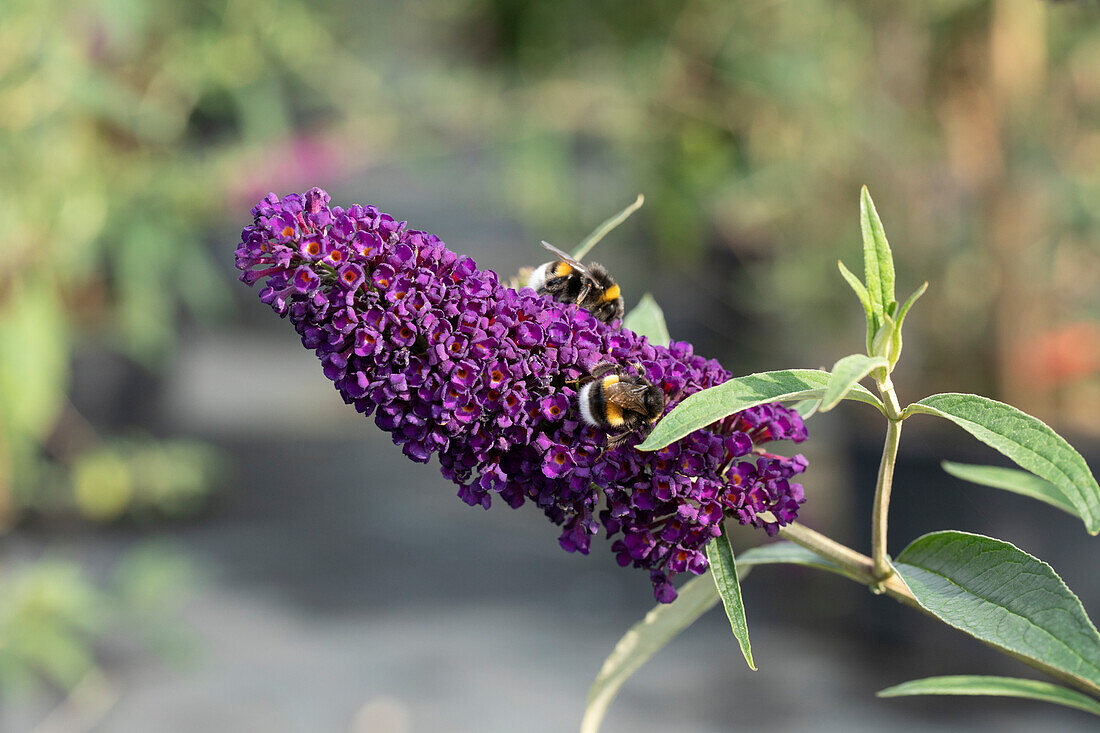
left=527, top=240, right=624, bottom=324
left=577, top=363, right=667, bottom=448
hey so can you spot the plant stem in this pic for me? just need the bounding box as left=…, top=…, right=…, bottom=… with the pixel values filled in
left=777, top=521, right=1100, bottom=699
left=871, top=378, right=904, bottom=585
left=778, top=522, right=919, bottom=610
left=777, top=521, right=872, bottom=577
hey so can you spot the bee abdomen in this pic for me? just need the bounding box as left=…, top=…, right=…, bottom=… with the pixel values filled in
left=579, top=375, right=627, bottom=429
left=578, top=380, right=600, bottom=427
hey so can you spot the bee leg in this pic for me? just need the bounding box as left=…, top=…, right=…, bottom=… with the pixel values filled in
left=605, top=431, right=632, bottom=450
left=569, top=365, right=606, bottom=387
left=589, top=362, right=617, bottom=379
left=541, top=278, right=566, bottom=297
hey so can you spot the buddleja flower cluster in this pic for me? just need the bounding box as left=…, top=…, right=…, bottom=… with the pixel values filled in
left=235, top=188, right=808, bottom=602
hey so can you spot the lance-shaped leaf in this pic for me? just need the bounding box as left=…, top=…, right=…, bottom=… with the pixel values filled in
left=886, top=281, right=928, bottom=368
left=941, top=461, right=1080, bottom=521
left=877, top=675, right=1100, bottom=718
left=573, top=194, right=644, bottom=261
left=637, top=369, right=884, bottom=451
left=792, top=398, right=820, bottom=419
left=736, top=541, right=856, bottom=581
left=903, top=394, right=1100, bottom=535
left=837, top=260, right=875, bottom=353
left=859, top=186, right=896, bottom=328
left=820, top=354, right=889, bottom=413
left=893, top=531, right=1100, bottom=697
left=870, top=313, right=896, bottom=361
left=581, top=575, right=719, bottom=733
left=582, top=541, right=841, bottom=733
left=622, top=293, right=670, bottom=345
left=707, top=528, right=754, bottom=670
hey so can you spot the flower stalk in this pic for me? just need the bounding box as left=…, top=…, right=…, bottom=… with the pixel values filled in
left=871, top=377, right=904, bottom=587
left=778, top=522, right=918, bottom=609
left=779, top=520, right=1100, bottom=700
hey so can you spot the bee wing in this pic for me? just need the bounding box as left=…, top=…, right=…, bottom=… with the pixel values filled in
left=606, top=384, right=650, bottom=414
left=539, top=240, right=597, bottom=283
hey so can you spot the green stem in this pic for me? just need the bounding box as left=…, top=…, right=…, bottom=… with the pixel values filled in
left=778, top=521, right=1100, bottom=700
left=776, top=382, right=1100, bottom=700
left=778, top=522, right=918, bottom=609
left=777, top=521, right=872, bottom=578
left=871, top=378, right=904, bottom=585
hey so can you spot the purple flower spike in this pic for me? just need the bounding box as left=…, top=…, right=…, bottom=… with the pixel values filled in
left=234, top=188, right=809, bottom=603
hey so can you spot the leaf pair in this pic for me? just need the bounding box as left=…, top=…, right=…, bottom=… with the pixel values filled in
left=838, top=187, right=926, bottom=372
left=585, top=531, right=1100, bottom=732
left=905, top=393, right=1100, bottom=535
left=591, top=190, right=1100, bottom=728
left=640, top=374, right=1100, bottom=535
left=886, top=530, right=1100, bottom=715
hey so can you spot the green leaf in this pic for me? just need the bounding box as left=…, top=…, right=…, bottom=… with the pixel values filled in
left=820, top=354, right=889, bottom=413
left=887, top=281, right=928, bottom=368
left=737, top=541, right=859, bottom=582
left=903, top=394, right=1100, bottom=535
left=877, top=675, right=1100, bottom=718
left=581, top=575, right=720, bottom=733
left=792, top=399, right=820, bottom=419
left=894, top=281, right=928, bottom=333
left=837, top=259, right=872, bottom=315
left=573, top=194, right=645, bottom=261
left=622, top=293, right=670, bottom=345
left=859, top=186, right=897, bottom=326
left=870, top=314, right=895, bottom=361
left=837, top=260, right=875, bottom=353
left=894, top=531, right=1100, bottom=697
left=941, top=461, right=1079, bottom=520
left=582, top=541, right=846, bottom=732
left=637, top=369, right=884, bottom=451
left=707, top=529, right=754, bottom=670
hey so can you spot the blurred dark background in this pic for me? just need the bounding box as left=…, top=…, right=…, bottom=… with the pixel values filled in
left=1, top=0, right=1098, bottom=730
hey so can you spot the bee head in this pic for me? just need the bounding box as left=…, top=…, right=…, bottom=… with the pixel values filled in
left=642, top=382, right=667, bottom=420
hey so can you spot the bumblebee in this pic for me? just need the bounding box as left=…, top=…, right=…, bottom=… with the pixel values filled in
left=527, top=240, right=624, bottom=324
left=577, top=363, right=667, bottom=448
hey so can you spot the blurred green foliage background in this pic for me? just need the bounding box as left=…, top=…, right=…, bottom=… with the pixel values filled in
left=0, top=0, right=1097, bottom=715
